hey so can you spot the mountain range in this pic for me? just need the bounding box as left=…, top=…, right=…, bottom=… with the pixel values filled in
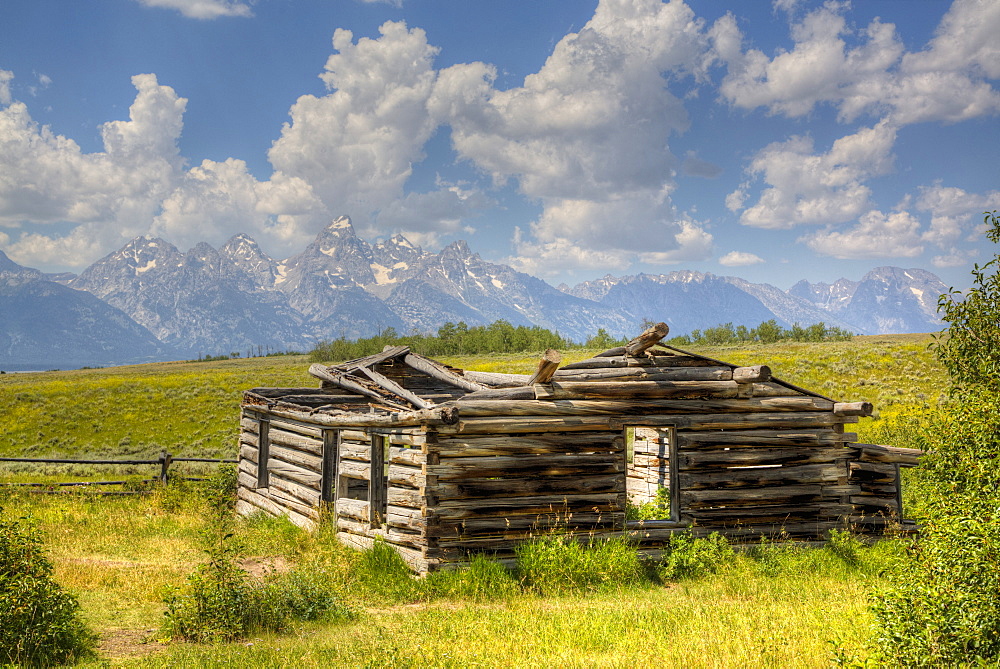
left=0, top=216, right=948, bottom=370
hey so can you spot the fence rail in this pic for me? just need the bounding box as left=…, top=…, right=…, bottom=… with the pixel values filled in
left=0, top=451, right=237, bottom=493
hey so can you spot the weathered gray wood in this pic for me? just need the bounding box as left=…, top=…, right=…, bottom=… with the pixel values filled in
left=355, top=365, right=431, bottom=410
left=625, top=322, right=670, bottom=356
left=678, top=446, right=851, bottom=469
left=435, top=433, right=617, bottom=457
left=268, top=442, right=322, bottom=472
left=433, top=493, right=622, bottom=519
left=457, top=386, right=536, bottom=401
left=243, top=402, right=458, bottom=427
left=336, top=345, right=410, bottom=372
left=308, top=363, right=409, bottom=409
left=389, top=446, right=425, bottom=467
left=461, top=370, right=532, bottom=388
left=527, top=348, right=562, bottom=385
left=257, top=419, right=270, bottom=488
left=370, top=435, right=388, bottom=527
left=681, top=484, right=824, bottom=507
left=451, top=396, right=835, bottom=417
left=387, top=486, right=426, bottom=508
left=679, top=463, right=844, bottom=490
left=388, top=463, right=423, bottom=488
left=676, top=430, right=854, bottom=448
left=552, top=366, right=733, bottom=382
left=268, top=427, right=323, bottom=455
left=337, top=497, right=370, bottom=522
left=534, top=380, right=741, bottom=400
left=446, top=415, right=614, bottom=434
left=237, top=486, right=315, bottom=530
left=338, top=460, right=370, bottom=480
left=263, top=416, right=325, bottom=439
left=267, top=470, right=322, bottom=507
left=854, top=443, right=922, bottom=466
left=321, top=429, right=339, bottom=504
left=427, top=454, right=623, bottom=480
left=339, top=441, right=371, bottom=462
left=430, top=473, right=624, bottom=500
left=834, top=402, right=874, bottom=417
left=403, top=353, right=487, bottom=392
left=732, top=365, right=771, bottom=384
left=265, top=458, right=322, bottom=488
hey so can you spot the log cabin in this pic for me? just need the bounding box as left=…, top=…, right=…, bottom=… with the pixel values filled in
left=236, top=322, right=920, bottom=572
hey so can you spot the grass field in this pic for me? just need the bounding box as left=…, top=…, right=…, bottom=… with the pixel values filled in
left=0, top=335, right=944, bottom=666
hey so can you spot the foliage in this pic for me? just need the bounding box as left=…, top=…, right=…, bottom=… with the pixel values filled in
left=0, top=506, right=96, bottom=666
left=869, top=392, right=1000, bottom=666
left=310, top=319, right=573, bottom=361
left=869, top=214, right=1000, bottom=665
left=669, top=319, right=853, bottom=347
left=515, top=535, right=643, bottom=595
left=932, top=211, right=1000, bottom=391
left=162, top=536, right=352, bottom=642
left=657, top=531, right=734, bottom=581
left=626, top=485, right=672, bottom=521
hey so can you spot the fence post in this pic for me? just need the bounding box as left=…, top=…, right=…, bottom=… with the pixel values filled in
left=159, top=451, right=172, bottom=486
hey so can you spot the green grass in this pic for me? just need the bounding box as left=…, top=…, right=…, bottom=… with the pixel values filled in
left=3, top=488, right=894, bottom=667
left=0, top=335, right=946, bottom=665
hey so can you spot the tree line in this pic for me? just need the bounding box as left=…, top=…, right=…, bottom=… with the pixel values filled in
left=309, top=318, right=854, bottom=362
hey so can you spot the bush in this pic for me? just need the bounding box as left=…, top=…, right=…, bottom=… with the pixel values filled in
left=0, top=508, right=96, bottom=666
left=162, top=542, right=353, bottom=643
left=870, top=392, right=1000, bottom=665
left=657, top=531, right=734, bottom=581
left=515, top=535, right=642, bottom=595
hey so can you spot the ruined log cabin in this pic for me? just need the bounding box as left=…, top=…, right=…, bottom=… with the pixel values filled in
left=237, top=322, right=920, bottom=572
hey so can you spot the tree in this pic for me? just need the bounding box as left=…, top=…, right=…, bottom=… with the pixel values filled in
left=871, top=211, right=1000, bottom=665
left=932, top=211, right=1000, bottom=391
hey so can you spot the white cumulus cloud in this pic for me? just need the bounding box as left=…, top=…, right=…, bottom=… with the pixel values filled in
left=719, top=250, right=765, bottom=266
left=801, top=209, right=924, bottom=259
left=269, top=21, right=440, bottom=229
left=732, top=122, right=897, bottom=229
left=133, top=0, right=253, bottom=19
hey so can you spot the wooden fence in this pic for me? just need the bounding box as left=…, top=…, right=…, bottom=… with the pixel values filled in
left=0, top=451, right=237, bottom=494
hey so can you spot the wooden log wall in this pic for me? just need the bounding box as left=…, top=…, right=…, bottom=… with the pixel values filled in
left=418, top=426, right=625, bottom=566
left=236, top=402, right=436, bottom=571
left=236, top=346, right=918, bottom=572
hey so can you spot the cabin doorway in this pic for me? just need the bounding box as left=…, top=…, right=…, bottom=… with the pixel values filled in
left=625, top=425, right=679, bottom=521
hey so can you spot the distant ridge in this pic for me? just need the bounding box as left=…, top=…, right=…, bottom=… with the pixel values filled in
left=0, top=218, right=947, bottom=368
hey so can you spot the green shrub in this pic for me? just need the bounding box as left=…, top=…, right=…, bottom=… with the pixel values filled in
left=0, top=508, right=96, bottom=666
left=162, top=539, right=281, bottom=643
left=515, top=535, right=642, bottom=595
left=269, top=566, right=354, bottom=623
left=870, top=392, right=1000, bottom=665
left=657, top=531, right=734, bottom=581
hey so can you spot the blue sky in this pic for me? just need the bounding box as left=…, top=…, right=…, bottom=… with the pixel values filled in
left=1, top=0, right=997, bottom=290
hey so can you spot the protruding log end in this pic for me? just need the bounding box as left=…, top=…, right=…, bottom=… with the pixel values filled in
left=439, top=406, right=460, bottom=425
left=733, top=365, right=771, bottom=384
left=624, top=322, right=670, bottom=357
left=528, top=348, right=563, bottom=385
left=834, top=401, right=874, bottom=417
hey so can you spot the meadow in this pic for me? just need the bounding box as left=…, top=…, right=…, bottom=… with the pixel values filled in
left=0, top=335, right=945, bottom=666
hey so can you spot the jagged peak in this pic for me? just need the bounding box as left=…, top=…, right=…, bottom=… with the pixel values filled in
left=327, top=216, right=355, bottom=233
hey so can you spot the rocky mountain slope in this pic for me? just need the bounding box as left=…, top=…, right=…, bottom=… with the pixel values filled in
left=0, top=250, right=168, bottom=370
left=1, top=217, right=948, bottom=368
